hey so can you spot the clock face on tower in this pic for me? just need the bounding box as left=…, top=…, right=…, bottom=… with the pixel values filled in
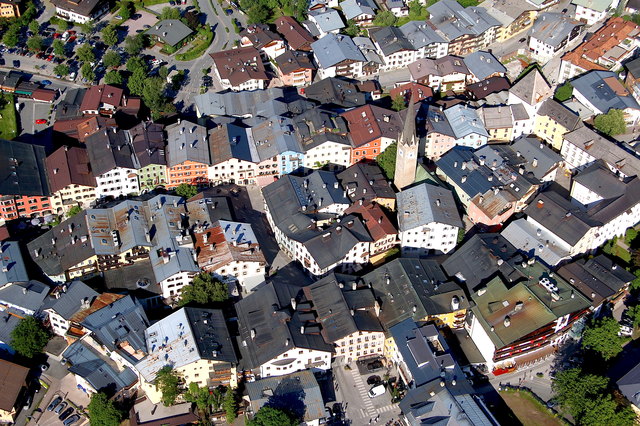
left=398, top=149, right=404, bottom=157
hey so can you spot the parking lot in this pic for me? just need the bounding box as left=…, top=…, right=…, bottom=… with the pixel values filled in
left=20, top=98, right=53, bottom=135
left=37, top=382, right=89, bottom=426
left=121, top=11, right=158, bottom=35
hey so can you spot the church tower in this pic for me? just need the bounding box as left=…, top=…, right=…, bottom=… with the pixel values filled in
left=393, top=94, right=418, bottom=190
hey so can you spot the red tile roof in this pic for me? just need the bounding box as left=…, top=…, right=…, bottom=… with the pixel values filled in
left=342, top=105, right=402, bottom=147
left=80, top=84, right=124, bottom=112
left=345, top=201, right=397, bottom=240
left=46, top=145, right=96, bottom=192
left=390, top=83, right=433, bottom=103
left=275, top=16, right=315, bottom=51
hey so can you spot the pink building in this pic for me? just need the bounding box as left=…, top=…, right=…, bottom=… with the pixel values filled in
left=275, top=51, right=315, bottom=87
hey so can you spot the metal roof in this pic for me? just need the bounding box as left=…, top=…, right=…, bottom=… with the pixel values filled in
left=397, top=182, right=462, bottom=231
left=311, top=34, right=366, bottom=69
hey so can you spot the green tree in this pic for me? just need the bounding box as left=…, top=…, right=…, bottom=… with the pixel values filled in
left=87, top=392, right=123, bottom=426
left=391, top=94, right=407, bottom=111
left=343, top=19, right=360, bottom=37
left=77, top=43, right=96, bottom=64
left=373, top=10, right=397, bottom=27
left=224, top=388, right=238, bottom=424
left=126, top=56, right=148, bottom=73
left=582, top=395, right=636, bottom=426
left=53, top=39, right=66, bottom=57
left=102, top=25, right=119, bottom=46
left=124, top=34, right=146, bottom=56
left=54, top=64, right=70, bottom=76
left=159, top=6, right=181, bottom=20
left=179, top=273, right=228, bottom=306
left=127, top=68, right=146, bottom=95
left=79, top=20, right=95, bottom=35
left=118, top=0, right=133, bottom=20
left=377, top=142, right=397, bottom=179
left=10, top=316, right=49, bottom=358
left=594, top=109, right=627, bottom=136
left=81, top=62, right=95, bottom=82
left=104, top=70, right=124, bottom=85
left=626, top=305, right=640, bottom=328
left=103, top=50, right=122, bottom=69
left=2, top=25, right=19, bottom=47
left=552, top=368, right=610, bottom=420
left=554, top=82, right=573, bottom=102
left=407, top=0, right=428, bottom=20
left=184, top=382, right=216, bottom=418
left=175, top=183, right=198, bottom=198
left=245, top=4, right=272, bottom=25
left=66, top=205, right=82, bottom=217
left=581, top=316, right=627, bottom=360
left=159, top=65, right=169, bottom=80
left=26, top=35, right=43, bottom=52
left=28, top=20, right=39, bottom=34
left=248, top=406, right=297, bottom=426
left=156, top=366, right=181, bottom=406
left=631, top=269, right=640, bottom=291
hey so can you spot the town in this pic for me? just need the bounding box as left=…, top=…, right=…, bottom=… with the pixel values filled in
left=0, top=0, right=640, bottom=425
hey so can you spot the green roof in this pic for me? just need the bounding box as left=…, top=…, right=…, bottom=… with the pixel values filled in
left=572, top=0, right=614, bottom=12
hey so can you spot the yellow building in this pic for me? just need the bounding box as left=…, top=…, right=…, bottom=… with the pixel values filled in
left=46, top=146, right=97, bottom=215
left=50, top=184, right=97, bottom=214
left=0, top=0, right=21, bottom=18
left=534, top=99, right=581, bottom=150
left=138, top=164, right=168, bottom=192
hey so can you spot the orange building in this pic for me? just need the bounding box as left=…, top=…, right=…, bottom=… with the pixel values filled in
left=342, top=105, right=402, bottom=165
left=0, top=195, right=52, bottom=221
left=165, top=120, right=211, bottom=189
left=167, top=161, right=210, bottom=188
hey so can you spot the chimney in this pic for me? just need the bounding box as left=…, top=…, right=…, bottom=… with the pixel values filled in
left=291, top=297, right=297, bottom=310
left=532, top=158, right=538, bottom=168
left=537, top=200, right=544, bottom=208
left=334, top=181, right=339, bottom=189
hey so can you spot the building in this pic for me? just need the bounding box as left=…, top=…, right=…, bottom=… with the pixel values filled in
left=165, top=120, right=210, bottom=189
left=303, top=77, right=366, bottom=108
left=50, top=0, right=108, bottom=23
left=130, top=398, right=198, bottom=426
left=294, top=107, right=351, bottom=169
left=129, top=122, right=167, bottom=192
left=394, top=99, right=419, bottom=190
left=528, top=13, right=584, bottom=63
left=618, top=362, right=640, bottom=414
left=397, top=183, right=463, bottom=255
left=0, top=359, right=29, bottom=423
left=572, top=0, right=619, bottom=25
left=275, top=16, right=315, bottom=51
left=364, top=258, right=469, bottom=329
left=312, top=34, right=367, bottom=80
left=337, top=162, right=396, bottom=210
left=147, top=19, right=194, bottom=48
left=0, top=0, right=20, bottom=18
left=340, top=0, right=377, bottom=26
left=80, top=84, right=125, bottom=116
left=507, top=68, right=553, bottom=122
left=246, top=371, right=326, bottom=425
left=235, top=282, right=334, bottom=378
left=558, top=17, right=640, bottom=83
left=480, top=0, right=539, bottom=42
left=44, top=281, right=99, bottom=337
left=480, top=105, right=516, bottom=142
left=463, top=51, right=507, bottom=83
left=307, top=7, right=345, bottom=37
left=390, top=83, right=434, bottom=105
left=408, top=56, right=471, bottom=93
left=240, top=24, right=286, bottom=60
left=0, top=281, right=49, bottom=353
left=135, top=308, right=237, bottom=403
left=342, top=105, right=402, bottom=164
left=274, top=51, right=315, bottom=86
left=571, top=70, right=640, bottom=125
left=346, top=201, right=398, bottom=260
left=210, top=47, right=269, bottom=91
left=46, top=146, right=97, bottom=215
left=533, top=99, right=581, bottom=150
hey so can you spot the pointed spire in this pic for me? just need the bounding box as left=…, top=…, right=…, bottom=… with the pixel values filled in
left=400, top=92, right=417, bottom=146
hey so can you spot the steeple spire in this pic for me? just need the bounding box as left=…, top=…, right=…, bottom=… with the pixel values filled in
left=393, top=92, right=419, bottom=190
left=400, top=92, right=417, bottom=146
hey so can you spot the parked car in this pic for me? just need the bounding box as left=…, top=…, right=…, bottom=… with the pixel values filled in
left=47, top=397, right=62, bottom=412
left=368, top=384, right=385, bottom=398
left=59, top=407, right=74, bottom=421
left=54, top=401, right=67, bottom=414
left=115, top=15, right=123, bottom=19
left=0, top=58, right=5, bottom=66
left=225, top=8, right=233, bottom=15
left=63, top=414, right=80, bottom=426
left=35, top=119, right=48, bottom=125
left=12, top=60, right=19, bottom=67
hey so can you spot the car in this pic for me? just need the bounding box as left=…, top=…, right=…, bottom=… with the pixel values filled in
left=368, top=384, right=386, bottom=398
left=69, top=71, right=76, bottom=79
left=169, top=0, right=175, bottom=4
left=47, top=55, right=54, bottom=61
left=143, top=24, right=151, bottom=29
left=0, top=58, right=5, bottom=66
left=47, top=397, right=63, bottom=412
left=39, top=363, right=49, bottom=371
left=518, top=37, right=526, bottom=43
left=225, top=8, right=233, bottom=14
left=561, top=8, right=568, bottom=13
left=115, top=15, right=123, bottom=19
left=63, top=414, right=81, bottom=426
left=366, top=360, right=383, bottom=372
left=59, top=407, right=74, bottom=421
left=53, top=33, right=61, bottom=39
left=35, top=119, right=48, bottom=125
left=54, top=401, right=67, bottom=415
left=23, top=395, right=32, bottom=409
left=12, top=60, right=19, bottom=67
left=367, top=375, right=382, bottom=386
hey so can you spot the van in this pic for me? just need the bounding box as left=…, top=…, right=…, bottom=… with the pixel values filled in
left=368, top=384, right=385, bottom=398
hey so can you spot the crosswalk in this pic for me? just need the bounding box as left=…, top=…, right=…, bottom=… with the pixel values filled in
left=351, top=369, right=378, bottom=418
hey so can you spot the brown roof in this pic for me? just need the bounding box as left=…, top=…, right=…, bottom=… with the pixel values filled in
left=70, top=293, right=125, bottom=323
left=342, top=105, right=402, bottom=147
left=0, top=358, right=29, bottom=411
left=195, top=222, right=266, bottom=272
left=32, top=88, right=57, bottom=102
left=275, top=16, right=315, bottom=51
left=80, top=84, right=124, bottom=112
left=240, top=23, right=282, bottom=49
left=77, top=116, right=116, bottom=143
left=561, top=17, right=639, bottom=72
left=345, top=201, right=397, bottom=241
left=275, top=50, right=315, bottom=74
left=390, top=83, right=434, bottom=103
left=46, top=146, right=96, bottom=193
left=210, top=47, right=269, bottom=87
left=466, top=76, right=511, bottom=100
left=53, top=116, right=91, bottom=140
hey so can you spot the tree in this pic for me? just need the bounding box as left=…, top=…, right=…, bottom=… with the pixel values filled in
left=28, top=20, right=39, bottom=34
left=184, top=10, right=200, bottom=29
left=104, top=70, right=124, bottom=85
left=224, top=388, right=238, bottom=424
left=126, top=56, right=147, bottom=73
left=582, top=395, right=636, bottom=426
left=391, top=94, right=407, bottom=111
left=67, top=205, right=82, bottom=217
left=184, top=382, right=216, bottom=418
left=594, top=109, right=627, bottom=136
left=581, top=316, right=627, bottom=361
left=2, top=25, right=19, bottom=47
left=175, top=183, right=198, bottom=198
left=248, top=406, right=297, bottom=426
left=552, top=368, right=610, bottom=420
left=79, top=20, right=95, bottom=35
left=103, top=51, right=122, bottom=69
left=76, top=44, right=96, bottom=64
left=343, top=19, right=359, bottom=37
left=10, top=316, right=49, bottom=358
left=118, top=0, right=133, bottom=20
left=26, top=35, right=43, bottom=52
left=127, top=68, right=146, bottom=96
left=554, top=82, right=573, bottom=102
left=52, top=39, right=66, bottom=57
left=626, top=305, right=640, bottom=328
left=377, top=142, right=397, bottom=179
left=87, top=392, right=123, bottom=426
left=124, top=34, right=146, bottom=56
left=159, top=65, right=169, bottom=80
left=156, top=366, right=181, bottom=406
left=102, top=25, right=119, bottom=46
left=55, top=18, right=71, bottom=31
left=54, top=64, right=70, bottom=76
left=81, top=62, right=95, bottom=82
left=179, top=273, right=228, bottom=306
left=159, top=6, right=181, bottom=20
left=245, top=4, right=272, bottom=24
left=631, top=269, right=640, bottom=291
left=373, top=11, right=397, bottom=27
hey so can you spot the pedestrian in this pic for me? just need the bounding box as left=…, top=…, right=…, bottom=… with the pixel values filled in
left=369, top=418, right=372, bottom=424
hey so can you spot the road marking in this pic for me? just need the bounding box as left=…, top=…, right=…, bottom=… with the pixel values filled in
left=377, top=404, right=398, bottom=414
left=351, top=369, right=377, bottom=417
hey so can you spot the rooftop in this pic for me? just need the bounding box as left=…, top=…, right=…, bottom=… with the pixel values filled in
left=311, top=34, right=366, bottom=69
left=571, top=70, right=640, bottom=114
left=0, top=359, right=29, bottom=412
left=210, top=47, right=269, bottom=87
left=0, top=139, right=49, bottom=196
left=397, top=182, right=463, bottom=231
left=530, top=12, right=583, bottom=48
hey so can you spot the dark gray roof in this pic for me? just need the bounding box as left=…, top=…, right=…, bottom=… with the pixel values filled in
left=0, top=241, right=28, bottom=287
left=363, top=258, right=469, bottom=328
left=435, top=147, right=494, bottom=198
left=304, top=77, right=366, bottom=108
left=626, top=56, right=640, bottom=79
left=147, top=20, right=193, bottom=47
left=397, top=183, right=463, bottom=230
left=185, top=307, right=238, bottom=363
left=102, top=260, right=161, bottom=296
left=81, top=295, right=149, bottom=364
left=618, top=362, right=640, bottom=407
left=427, top=0, right=500, bottom=40
left=47, top=281, right=98, bottom=320
left=370, top=26, right=414, bottom=56
left=337, top=162, right=396, bottom=204
left=399, top=21, right=447, bottom=49
left=85, top=128, right=135, bottom=176
left=294, top=107, right=349, bottom=142
left=0, top=139, right=50, bottom=196
left=442, top=233, right=526, bottom=293
left=573, top=160, right=628, bottom=199
left=463, top=51, right=506, bottom=81
left=0, top=280, right=49, bottom=313
left=571, top=70, right=640, bottom=114
left=195, top=87, right=314, bottom=118
left=63, top=340, right=138, bottom=393
left=530, top=12, right=583, bottom=47
left=536, top=99, right=581, bottom=131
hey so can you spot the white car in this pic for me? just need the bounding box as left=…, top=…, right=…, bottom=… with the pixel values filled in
left=368, top=384, right=385, bottom=398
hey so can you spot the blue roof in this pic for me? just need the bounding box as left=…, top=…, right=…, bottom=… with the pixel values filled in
left=309, top=8, right=345, bottom=32
left=340, top=0, right=377, bottom=20
left=436, top=147, right=494, bottom=198
left=0, top=241, right=28, bottom=287
left=463, top=51, right=506, bottom=81
left=47, top=281, right=98, bottom=320
left=572, top=70, right=640, bottom=114
left=444, top=104, right=489, bottom=139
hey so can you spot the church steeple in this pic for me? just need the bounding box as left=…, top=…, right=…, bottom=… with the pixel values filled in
left=393, top=93, right=418, bottom=190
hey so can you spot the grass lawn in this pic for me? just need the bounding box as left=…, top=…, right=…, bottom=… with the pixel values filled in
left=0, top=94, right=18, bottom=140
left=500, top=390, right=564, bottom=426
